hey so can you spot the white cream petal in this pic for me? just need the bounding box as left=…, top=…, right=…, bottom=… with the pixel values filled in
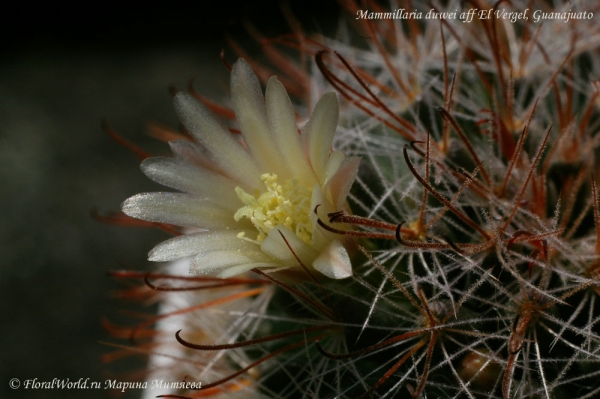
left=191, top=249, right=274, bottom=274
left=325, top=156, right=361, bottom=210
left=173, top=92, right=262, bottom=189
left=217, top=263, right=279, bottom=278
left=122, top=192, right=234, bottom=229
left=231, top=59, right=285, bottom=173
left=303, top=92, right=339, bottom=182
left=309, top=185, right=336, bottom=233
left=168, top=140, right=226, bottom=177
left=168, top=139, right=207, bottom=163
left=265, top=76, right=313, bottom=185
left=312, top=240, right=353, bottom=279
left=309, top=186, right=339, bottom=252
left=141, top=157, right=241, bottom=212
left=322, top=150, right=346, bottom=186
left=148, top=231, right=256, bottom=262
left=261, top=225, right=319, bottom=267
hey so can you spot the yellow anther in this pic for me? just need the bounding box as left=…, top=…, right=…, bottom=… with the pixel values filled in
left=234, top=174, right=312, bottom=244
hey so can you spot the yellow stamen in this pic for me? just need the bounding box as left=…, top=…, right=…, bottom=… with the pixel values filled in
left=234, top=173, right=312, bottom=244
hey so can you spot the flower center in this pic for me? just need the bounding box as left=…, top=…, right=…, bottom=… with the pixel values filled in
left=234, top=173, right=313, bottom=244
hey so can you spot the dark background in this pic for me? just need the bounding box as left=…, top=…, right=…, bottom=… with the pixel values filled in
left=0, top=1, right=339, bottom=398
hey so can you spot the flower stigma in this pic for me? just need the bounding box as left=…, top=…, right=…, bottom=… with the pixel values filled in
left=234, top=173, right=313, bottom=245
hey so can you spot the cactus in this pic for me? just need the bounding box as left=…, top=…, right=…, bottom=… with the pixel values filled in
left=106, top=1, right=600, bottom=398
